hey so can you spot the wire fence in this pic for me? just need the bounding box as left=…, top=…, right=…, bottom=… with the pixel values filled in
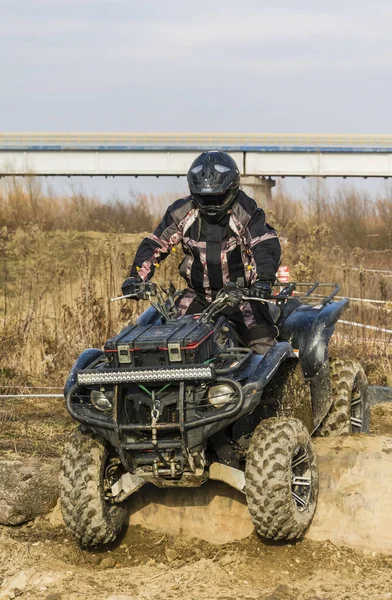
left=0, top=393, right=63, bottom=399
left=350, top=267, right=392, bottom=276
left=338, top=320, right=392, bottom=335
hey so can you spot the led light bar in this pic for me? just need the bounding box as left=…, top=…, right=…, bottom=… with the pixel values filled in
left=77, top=366, right=214, bottom=385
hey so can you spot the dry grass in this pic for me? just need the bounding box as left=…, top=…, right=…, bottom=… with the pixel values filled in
left=0, top=396, right=72, bottom=458
left=0, top=176, right=165, bottom=233
left=0, top=181, right=390, bottom=458
left=0, top=178, right=390, bottom=393
left=0, top=227, right=182, bottom=389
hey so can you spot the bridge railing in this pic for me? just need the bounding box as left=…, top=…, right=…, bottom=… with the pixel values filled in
left=0, top=132, right=392, bottom=149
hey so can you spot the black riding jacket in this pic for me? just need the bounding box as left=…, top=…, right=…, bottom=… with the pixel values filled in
left=130, top=191, right=281, bottom=302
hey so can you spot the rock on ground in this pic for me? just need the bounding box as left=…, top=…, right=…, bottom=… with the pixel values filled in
left=0, top=456, right=59, bottom=525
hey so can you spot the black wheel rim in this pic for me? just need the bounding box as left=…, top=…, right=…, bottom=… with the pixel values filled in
left=350, top=379, right=363, bottom=432
left=291, top=445, right=312, bottom=512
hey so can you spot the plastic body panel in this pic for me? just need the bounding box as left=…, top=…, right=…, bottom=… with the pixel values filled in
left=64, top=348, right=104, bottom=396
left=136, top=305, right=162, bottom=327
left=279, top=299, right=348, bottom=378
left=184, top=342, right=297, bottom=450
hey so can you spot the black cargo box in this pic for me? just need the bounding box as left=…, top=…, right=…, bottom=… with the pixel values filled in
left=104, top=316, right=214, bottom=368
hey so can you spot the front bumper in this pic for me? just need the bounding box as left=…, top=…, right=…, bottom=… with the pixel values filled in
left=66, top=376, right=244, bottom=443
left=66, top=349, right=253, bottom=461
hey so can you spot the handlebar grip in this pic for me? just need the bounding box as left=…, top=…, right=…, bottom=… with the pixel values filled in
left=111, top=282, right=158, bottom=302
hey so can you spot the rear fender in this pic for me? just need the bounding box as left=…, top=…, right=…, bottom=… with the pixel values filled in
left=280, top=299, right=348, bottom=378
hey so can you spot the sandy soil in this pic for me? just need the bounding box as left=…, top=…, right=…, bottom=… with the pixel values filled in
left=1, top=517, right=392, bottom=600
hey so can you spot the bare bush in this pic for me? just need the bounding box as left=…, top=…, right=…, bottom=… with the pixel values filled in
left=0, top=177, right=155, bottom=233
left=305, top=178, right=330, bottom=224
left=268, top=180, right=304, bottom=227
left=328, top=186, right=371, bottom=248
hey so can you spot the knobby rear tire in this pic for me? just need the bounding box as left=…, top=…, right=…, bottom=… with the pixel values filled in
left=318, top=358, right=370, bottom=437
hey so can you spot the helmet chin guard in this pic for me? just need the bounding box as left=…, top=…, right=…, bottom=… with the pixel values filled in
left=192, top=188, right=238, bottom=222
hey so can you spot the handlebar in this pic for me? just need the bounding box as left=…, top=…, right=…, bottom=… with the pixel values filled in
left=112, top=283, right=282, bottom=305
left=111, top=281, right=341, bottom=323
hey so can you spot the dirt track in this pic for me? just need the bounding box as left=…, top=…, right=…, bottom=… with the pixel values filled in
left=1, top=516, right=392, bottom=600
left=0, top=404, right=392, bottom=599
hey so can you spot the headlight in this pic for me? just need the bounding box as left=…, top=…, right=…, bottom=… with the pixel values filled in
left=90, top=389, right=113, bottom=412
left=207, top=384, right=235, bottom=408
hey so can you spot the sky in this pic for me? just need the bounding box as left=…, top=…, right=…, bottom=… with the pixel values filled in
left=1, top=0, right=391, bottom=199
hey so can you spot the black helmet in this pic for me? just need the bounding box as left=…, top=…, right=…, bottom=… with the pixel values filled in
left=187, top=151, right=240, bottom=221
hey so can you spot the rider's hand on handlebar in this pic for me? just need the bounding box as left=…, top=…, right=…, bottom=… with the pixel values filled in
left=121, top=277, right=157, bottom=300
left=138, top=282, right=157, bottom=300
left=250, top=280, right=272, bottom=299
left=222, top=282, right=243, bottom=306
left=121, top=276, right=142, bottom=296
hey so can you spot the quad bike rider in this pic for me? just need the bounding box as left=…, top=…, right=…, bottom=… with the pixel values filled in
left=122, top=150, right=281, bottom=355
left=60, top=152, right=370, bottom=548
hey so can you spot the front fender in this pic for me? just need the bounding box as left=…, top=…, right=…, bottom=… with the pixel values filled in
left=136, top=305, right=162, bottom=326
left=186, top=342, right=297, bottom=449
left=241, top=342, right=297, bottom=399
left=64, top=348, right=104, bottom=396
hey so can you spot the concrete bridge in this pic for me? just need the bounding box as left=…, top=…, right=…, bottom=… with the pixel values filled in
left=1, top=133, right=391, bottom=203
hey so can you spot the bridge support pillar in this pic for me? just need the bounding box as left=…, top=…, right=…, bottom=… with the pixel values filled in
left=240, top=176, right=276, bottom=208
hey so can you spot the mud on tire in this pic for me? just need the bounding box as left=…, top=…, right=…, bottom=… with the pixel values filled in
left=59, top=426, right=127, bottom=548
left=318, top=358, right=370, bottom=437
left=245, top=417, right=318, bottom=541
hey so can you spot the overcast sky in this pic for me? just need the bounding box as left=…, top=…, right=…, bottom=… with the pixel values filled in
left=1, top=0, right=391, bottom=133
left=0, top=0, right=391, bottom=198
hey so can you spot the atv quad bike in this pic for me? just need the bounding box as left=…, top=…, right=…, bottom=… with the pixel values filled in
left=60, top=281, right=369, bottom=548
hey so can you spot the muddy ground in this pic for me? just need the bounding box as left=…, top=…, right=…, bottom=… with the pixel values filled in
left=0, top=401, right=392, bottom=599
